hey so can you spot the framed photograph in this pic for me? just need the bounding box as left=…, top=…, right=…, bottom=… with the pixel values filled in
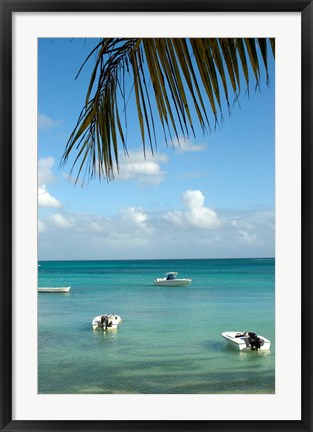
left=1, top=0, right=312, bottom=431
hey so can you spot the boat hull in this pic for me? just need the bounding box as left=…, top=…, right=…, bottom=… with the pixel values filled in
left=92, top=314, right=122, bottom=330
left=38, top=287, right=71, bottom=293
left=221, top=331, right=271, bottom=351
left=154, top=278, right=191, bottom=286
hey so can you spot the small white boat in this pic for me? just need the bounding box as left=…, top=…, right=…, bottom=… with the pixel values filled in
left=221, top=331, right=271, bottom=351
left=153, top=272, right=192, bottom=286
left=92, top=314, right=122, bottom=331
left=38, top=287, right=71, bottom=293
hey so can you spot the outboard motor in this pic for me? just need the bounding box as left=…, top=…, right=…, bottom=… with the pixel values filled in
left=257, top=336, right=265, bottom=349
left=101, top=315, right=109, bottom=330
left=248, top=332, right=262, bottom=350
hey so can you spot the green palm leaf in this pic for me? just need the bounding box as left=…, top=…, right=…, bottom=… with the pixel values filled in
left=61, top=37, right=274, bottom=183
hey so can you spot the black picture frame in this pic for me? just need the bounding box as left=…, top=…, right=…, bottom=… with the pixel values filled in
left=1, top=1, right=312, bottom=431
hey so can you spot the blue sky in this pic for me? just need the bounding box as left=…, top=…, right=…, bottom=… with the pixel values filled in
left=38, top=38, right=275, bottom=260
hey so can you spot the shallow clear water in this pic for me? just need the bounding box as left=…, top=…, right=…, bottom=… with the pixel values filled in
left=38, top=258, right=275, bottom=394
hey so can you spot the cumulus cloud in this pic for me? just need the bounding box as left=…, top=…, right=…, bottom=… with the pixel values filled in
left=38, top=185, right=61, bottom=208
left=38, top=207, right=154, bottom=259
left=38, top=113, right=62, bottom=129
left=162, top=210, right=186, bottom=228
left=39, top=211, right=113, bottom=235
left=182, top=190, right=205, bottom=208
left=183, top=190, right=222, bottom=229
left=186, top=206, right=223, bottom=229
left=164, top=189, right=223, bottom=230
left=121, top=207, right=147, bottom=227
left=50, top=213, right=73, bottom=229
left=115, top=151, right=168, bottom=184
left=38, top=190, right=274, bottom=260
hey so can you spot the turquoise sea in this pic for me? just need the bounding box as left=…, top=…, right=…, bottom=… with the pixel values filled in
left=38, top=258, right=275, bottom=394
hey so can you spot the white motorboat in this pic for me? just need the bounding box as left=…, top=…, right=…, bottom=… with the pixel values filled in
left=153, top=272, right=192, bottom=286
left=38, top=287, right=71, bottom=293
left=221, top=331, right=271, bottom=351
left=92, top=314, right=122, bottom=331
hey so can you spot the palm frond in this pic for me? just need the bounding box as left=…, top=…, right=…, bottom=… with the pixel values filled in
left=61, top=37, right=275, bottom=183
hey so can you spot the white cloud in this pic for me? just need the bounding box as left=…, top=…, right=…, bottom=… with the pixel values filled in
left=38, top=157, right=56, bottom=186
left=121, top=207, right=147, bottom=226
left=116, top=151, right=168, bottom=184
left=182, top=189, right=205, bottom=209
left=162, top=210, right=186, bottom=228
left=38, top=191, right=274, bottom=260
left=238, top=231, right=257, bottom=244
left=220, top=208, right=274, bottom=248
left=165, top=189, right=223, bottom=230
left=50, top=213, right=72, bottom=229
left=39, top=211, right=113, bottom=235
left=38, top=113, right=62, bottom=129
left=186, top=206, right=223, bottom=229
left=173, top=137, right=207, bottom=153
left=38, top=185, right=62, bottom=208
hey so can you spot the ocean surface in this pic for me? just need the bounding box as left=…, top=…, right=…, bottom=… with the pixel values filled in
left=38, top=258, right=275, bottom=394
